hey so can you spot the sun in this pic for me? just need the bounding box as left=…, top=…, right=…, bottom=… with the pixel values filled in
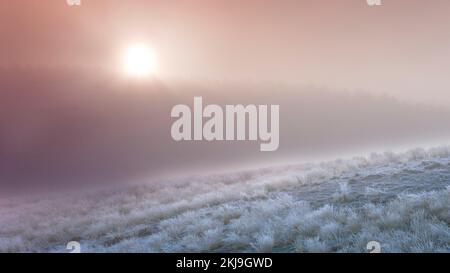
left=123, top=44, right=157, bottom=77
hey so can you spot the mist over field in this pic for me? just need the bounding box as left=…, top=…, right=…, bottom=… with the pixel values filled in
left=3, top=69, right=450, bottom=190
left=1, top=146, right=449, bottom=253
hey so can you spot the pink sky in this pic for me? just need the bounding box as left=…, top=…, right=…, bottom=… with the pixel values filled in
left=2, top=0, right=450, bottom=104
left=3, top=1, right=450, bottom=188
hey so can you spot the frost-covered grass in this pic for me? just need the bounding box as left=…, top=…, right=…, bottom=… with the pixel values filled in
left=0, top=147, right=449, bottom=253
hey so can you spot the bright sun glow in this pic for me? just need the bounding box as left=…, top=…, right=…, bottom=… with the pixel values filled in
left=124, top=44, right=157, bottom=77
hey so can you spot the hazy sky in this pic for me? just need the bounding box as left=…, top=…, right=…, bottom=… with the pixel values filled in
left=3, top=1, right=450, bottom=189
left=2, top=0, right=450, bottom=104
